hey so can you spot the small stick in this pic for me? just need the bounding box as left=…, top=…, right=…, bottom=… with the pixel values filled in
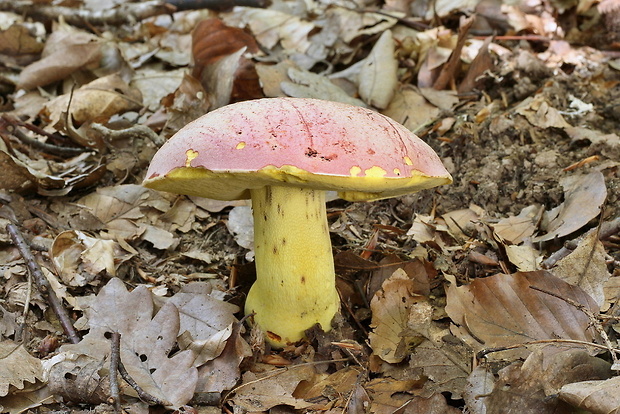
left=6, top=224, right=80, bottom=344
left=117, top=360, right=170, bottom=406
left=109, top=332, right=122, bottom=414
left=477, top=338, right=618, bottom=360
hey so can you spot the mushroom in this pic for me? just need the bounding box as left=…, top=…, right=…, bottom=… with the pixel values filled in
left=143, top=98, right=452, bottom=347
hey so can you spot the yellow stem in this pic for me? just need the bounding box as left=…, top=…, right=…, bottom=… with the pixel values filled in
left=245, top=185, right=339, bottom=347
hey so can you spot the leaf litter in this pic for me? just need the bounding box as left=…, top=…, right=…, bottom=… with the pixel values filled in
left=0, top=0, right=619, bottom=413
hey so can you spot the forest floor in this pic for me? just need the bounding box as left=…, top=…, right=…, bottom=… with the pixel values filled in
left=0, top=0, right=619, bottom=413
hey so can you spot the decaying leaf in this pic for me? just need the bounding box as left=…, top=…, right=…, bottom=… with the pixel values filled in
left=551, top=229, right=611, bottom=307
left=515, top=94, right=572, bottom=129
left=17, top=23, right=102, bottom=90
left=559, top=375, right=620, bottom=413
left=492, top=204, right=543, bottom=245
left=485, top=349, right=611, bottom=414
left=281, top=67, right=367, bottom=107
left=0, top=341, right=44, bottom=397
left=534, top=171, right=607, bottom=242
left=43, top=73, right=142, bottom=129
left=50, top=230, right=132, bottom=286
left=382, top=86, right=441, bottom=132
left=231, top=364, right=315, bottom=411
left=409, top=337, right=471, bottom=399
left=358, top=30, right=397, bottom=109
left=52, top=278, right=199, bottom=408
left=369, top=269, right=433, bottom=364
left=445, top=271, right=600, bottom=359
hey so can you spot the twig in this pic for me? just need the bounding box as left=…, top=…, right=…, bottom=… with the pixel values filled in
left=7, top=122, right=85, bottom=156
left=90, top=123, right=165, bottom=147
left=477, top=338, right=618, bottom=360
left=0, top=0, right=268, bottom=28
left=117, top=359, right=170, bottom=406
left=6, top=223, right=81, bottom=344
left=109, top=332, right=122, bottom=414
left=0, top=115, right=85, bottom=156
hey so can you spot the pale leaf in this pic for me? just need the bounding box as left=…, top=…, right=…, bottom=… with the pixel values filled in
left=534, top=171, right=607, bottom=242
left=551, top=229, right=611, bottom=307
left=559, top=376, right=620, bottom=413
left=358, top=30, right=397, bottom=109
left=369, top=269, right=432, bottom=363
left=0, top=342, right=44, bottom=397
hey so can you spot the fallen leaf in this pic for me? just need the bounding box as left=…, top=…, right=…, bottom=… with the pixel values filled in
left=43, top=73, right=143, bottom=128
left=534, top=171, right=607, bottom=242
left=551, top=229, right=611, bottom=307
left=50, top=230, right=132, bottom=286
left=382, top=86, right=441, bottom=132
left=559, top=375, right=620, bottom=413
left=0, top=341, right=44, bottom=397
left=492, top=204, right=543, bottom=244
left=515, top=94, right=572, bottom=129
left=409, top=338, right=470, bottom=399
left=445, top=271, right=600, bottom=359
left=505, top=245, right=541, bottom=272
left=358, top=30, right=397, bottom=109
left=231, top=364, right=315, bottom=411
left=54, top=278, right=199, bottom=408
left=281, top=67, right=367, bottom=107
left=17, top=24, right=102, bottom=90
left=369, top=269, right=433, bottom=363
left=485, top=349, right=610, bottom=414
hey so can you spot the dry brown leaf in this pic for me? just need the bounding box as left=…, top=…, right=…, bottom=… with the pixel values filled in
left=358, top=30, right=397, bottom=109
left=296, top=366, right=363, bottom=409
left=131, top=68, right=185, bottom=112
left=43, top=73, right=142, bottom=128
left=492, top=204, right=543, bottom=245
left=225, top=9, right=314, bottom=56
left=56, top=278, right=198, bottom=408
left=534, top=171, right=607, bottom=242
left=168, top=281, right=242, bottom=363
left=401, top=393, right=462, bottom=414
left=0, top=341, right=44, bottom=397
left=369, top=269, right=433, bottom=364
left=442, top=205, right=484, bottom=241
left=47, top=353, right=109, bottom=404
left=514, top=94, right=572, bottom=129
left=559, top=375, right=620, bottom=413
left=17, top=24, right=102, bottom=90
left=504, top=245, right=541, bottom=272
left=551, top=229, right=611, bottom=307
left=162, top=73, right=211, bottom=137
left=409, top=338, right=470, bottom=399
left=458, top=35, right=494, bottom=94
left=565, top=126, right=620, bottom=147
left=445, top=271, right=600, bottom=359
left=485, top=349, right=611, bottom=414
left=231, top=364, right=316, bottom=411
left=281, top=67, right=367, bottom=107
left=50, top=230, right=132, bottom=286
left=383, top=86, right=441, bottom=131
left=195, top=322, right=251, bottom=394
left=368, top=254, right=433, bottom=300
left=365, top=377, right=425, bottom=413
left=0, top=23, right=44, bottom=57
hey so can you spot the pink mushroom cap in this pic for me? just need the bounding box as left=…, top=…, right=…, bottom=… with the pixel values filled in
left=144, top=98, right=452, bottom=201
